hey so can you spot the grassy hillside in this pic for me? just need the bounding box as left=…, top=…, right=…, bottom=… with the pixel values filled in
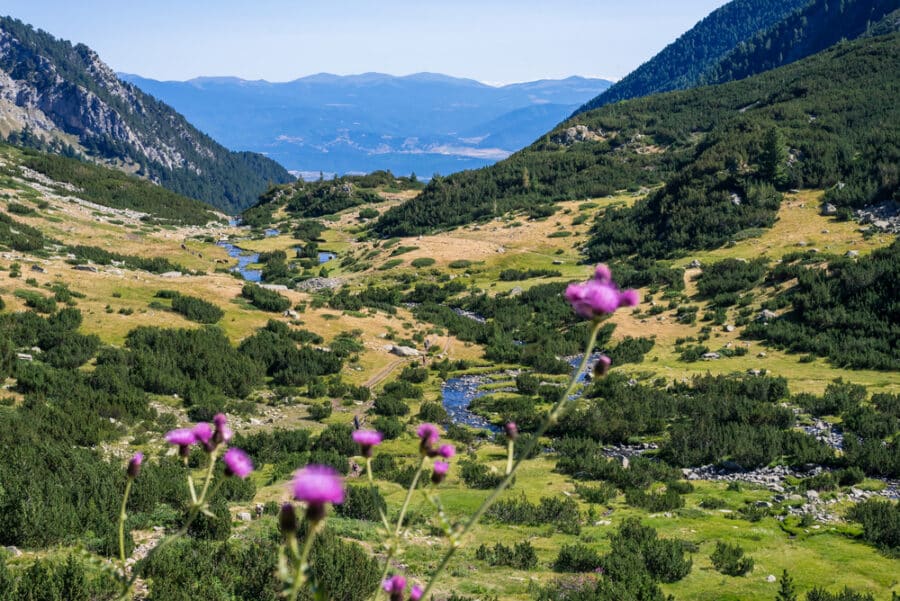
left=374, top=34, right=899, bottom=248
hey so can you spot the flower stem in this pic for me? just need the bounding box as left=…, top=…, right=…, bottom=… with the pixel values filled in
left=288, top=520, right=322, bottom=601
left=117, top=448, right=221, bottom=600
left=366, top=457, right=391, bottom=532
left=419, top=321, right=603, bottom=598
left=394, top=456, right=426, bottom=538
left=118, top=479, right=133, bottom=564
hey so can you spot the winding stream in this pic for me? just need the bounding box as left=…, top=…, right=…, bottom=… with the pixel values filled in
left=441, top=353, right=603, bottom=432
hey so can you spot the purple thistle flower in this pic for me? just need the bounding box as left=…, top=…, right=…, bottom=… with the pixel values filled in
left=504, top=422, right=519, bottom=440
left=127, top=452, right=143, bottom=479
left=594, top=263, right=612, bottom=283
left=431, top=460, right=449, bottom=484
left=595, top=354, right=612, bottom=377
left=417, top=423, right=440, bottom=450
left=165, top=428, right=196, bottom=446
left=410, top=585, right=423, bottom=601
left=213, top=413, right=231, bottom=445
left=192, top=422, right=213, bottom=450
left=565, top=280, right=620, bottom=318
left=565, top=265, right=639, bottom=319
left=352, top=429, right=383, bottom=458
left=619, top=288, right=640, bottom=307
left=223, top=448, right=253, bottom=479
left=383, top=575, right=407, bottom=601
left=437, top=444, right=455, bottom=459
left=292, top=465, right=345, bottom=521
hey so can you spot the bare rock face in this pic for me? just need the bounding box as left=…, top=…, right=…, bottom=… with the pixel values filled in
left=552, top=124, right=603, bottom=145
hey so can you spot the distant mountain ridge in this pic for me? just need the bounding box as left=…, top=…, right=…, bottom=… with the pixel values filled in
left=119, top=72, right=612, bottom=177
left=575, top=0, right=899, bottom=115
left=0, top=16, right=292, bottom=213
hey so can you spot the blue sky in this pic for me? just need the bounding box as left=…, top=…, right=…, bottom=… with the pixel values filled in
left=2, top=0, right=730, bottom=83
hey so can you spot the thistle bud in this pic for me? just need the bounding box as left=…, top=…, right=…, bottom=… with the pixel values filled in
left=279, top=503, right=298, bottom=538
left=126, top=452, right=143, bottom=479
left=594, top=354, right=612, bottom=377
left=504, top=422, right=518, bottom=440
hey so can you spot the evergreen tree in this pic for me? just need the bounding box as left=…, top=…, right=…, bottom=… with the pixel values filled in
left=760, top=127, right=789, bottom=188
left=777, top=569, right=798, bottom=601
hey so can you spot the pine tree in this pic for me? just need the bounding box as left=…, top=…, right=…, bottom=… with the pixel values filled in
left=760, top=127, right=789, bottom=188
left=776, top=569, right=798, bottom=601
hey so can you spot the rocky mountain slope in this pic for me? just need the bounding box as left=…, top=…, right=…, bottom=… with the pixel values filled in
left=0, top=16, right=292, bottom=213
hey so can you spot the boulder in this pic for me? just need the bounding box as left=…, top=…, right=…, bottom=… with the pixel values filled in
left=822, top=203, right=838, bottom=216
left=756, top=309, right=778, bottom=322
left=390, top=345, right=421, bottom=358
left=237, top=512, right=252, bottom=522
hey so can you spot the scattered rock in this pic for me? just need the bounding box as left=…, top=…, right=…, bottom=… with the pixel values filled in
left=237, top=512, right=252, bottom=522
left=159, top=271, right=182, bottom=278
left=73, top=264, right=98, bottom=273
left=702, top=352, right=721, bottom=360
left=822, top=203, right=838, bottom=216
left=283, top=309, right=299, bottom=319
left=689, top=259, right=702, bottom=269
left=725, top=324, right=735, bottom=332
left=845, top=250, right=859, bottom=258
left=767, top=575, right=777, bottom=583
left=756, top=309, right=778, bottom=322
left=295, top=277, right=344, bottom=292
left=259, top=283, right=288, bottom=291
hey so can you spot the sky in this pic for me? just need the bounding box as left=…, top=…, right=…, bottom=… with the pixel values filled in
left=2, top=0, right=730, bottom=84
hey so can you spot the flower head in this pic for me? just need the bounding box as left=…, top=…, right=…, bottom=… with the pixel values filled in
left=594, top=354, right=612, bottom=377
left=292, top=465, right=345, bottom=521
left=410, top=585, right=424, bottom=601
left=165, top=428, right=196, bottom=446
left=437, top=444, right=455, bottom=459
left=223, top=448, right=253, bottom=479
left=383, top=575, right=407, bottom=601
left=565, top=265, right=639, bottom=319
left=352, top=429, right=383, bottom=457
left=431, top=460, right=449, bottom=484
left=213, top=413, right=227, bottom=430
left=192, top=422, right=213, bottom=449
left=504, top=422, right=519, bottom=440
left=213, top=413, right=232, bottom=444
left=619, top=288, right=640, bottom=307
left=594, top=263, right=612, bottom=283
left=417, top=423, right=440, bottom=451
left=127, top=452, right=143, bottom=479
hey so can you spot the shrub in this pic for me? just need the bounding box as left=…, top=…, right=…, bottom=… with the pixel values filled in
left=710, top=541, right=754, bottom=576
left=418, top=402, right=448, bottom=424
left=335, top=485, right=387, bottom=522
left=171, top=294, right=224, bottom=324
left=460, top=460, right=505, bottom=489
left=308, top=402, right=333, bottom=421
left=553, top=544, right=601, bottom=572
left=475, top=541, right=538, bottom=570
left=410, top=258, right=436, bottom=268
left=241, top=284, right=291, bottom=312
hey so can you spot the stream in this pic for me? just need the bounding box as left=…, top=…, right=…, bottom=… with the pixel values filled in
left=217, top=226, right=336, bottom=281
left=441, top=353, right=603, bottom=432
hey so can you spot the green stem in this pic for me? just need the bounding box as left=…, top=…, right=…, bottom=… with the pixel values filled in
left=118, top=479, right=133, bottom=565
left=419, top=321, right=603, bottom=598
left=117, top=449, right=222, bottom=600
left=366, top=457, right=391, bottom=532
left=288, top=520, right=322, bottom=601
left=395, top=456, right=426, bottom=537
left=371, top=456, right=426, bottom=601
left=506, top=439, right=514, bottom=475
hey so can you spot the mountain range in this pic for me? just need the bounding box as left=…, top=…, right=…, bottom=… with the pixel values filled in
left=119, top=73, right=612, bottom=178
left=0, top=16, right=292, bottom=213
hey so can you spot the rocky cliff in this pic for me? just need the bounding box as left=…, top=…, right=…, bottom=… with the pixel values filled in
left=0, top=17, right=292, bottom=212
